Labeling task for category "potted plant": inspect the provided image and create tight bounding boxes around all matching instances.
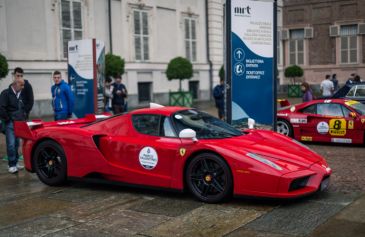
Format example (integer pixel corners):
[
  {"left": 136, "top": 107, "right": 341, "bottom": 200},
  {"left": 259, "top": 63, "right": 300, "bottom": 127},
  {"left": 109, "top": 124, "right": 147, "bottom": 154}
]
[
  {"left": 105, "top": 53, "right": 125, "bottom": 78},
  {"left": 284, "top": 65, "right": 303, "bottom": 97},
  {"left": 0, "top": 53, "right": 9, "bottom": 80},
  {"left": 166, "top": 57, "right": 193, "bottom": 106}
]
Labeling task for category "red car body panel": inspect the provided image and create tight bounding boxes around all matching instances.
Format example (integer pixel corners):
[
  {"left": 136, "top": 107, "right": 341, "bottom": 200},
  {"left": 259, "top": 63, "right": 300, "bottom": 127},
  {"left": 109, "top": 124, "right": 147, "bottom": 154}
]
[
  {"left": 15, "top": 106, "right": 331, "bottom": 199},
  {"left": 278, "top": 99, "right": 365, "bottom": 144}
]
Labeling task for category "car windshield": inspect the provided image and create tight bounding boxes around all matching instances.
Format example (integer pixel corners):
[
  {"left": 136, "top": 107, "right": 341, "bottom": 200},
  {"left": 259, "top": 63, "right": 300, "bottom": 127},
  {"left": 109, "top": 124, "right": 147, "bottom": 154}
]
[
  {"left": 172, "top": 109, "right": 243, "bottom": 139},
  {"left": 346, "top": 101, "right": 365, "bottom": 115}
]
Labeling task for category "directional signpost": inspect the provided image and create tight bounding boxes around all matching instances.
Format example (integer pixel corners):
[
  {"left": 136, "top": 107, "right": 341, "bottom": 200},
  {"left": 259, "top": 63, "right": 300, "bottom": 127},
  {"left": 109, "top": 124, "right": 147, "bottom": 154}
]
[{"left": 226, "top": 0, "right": 277, "bottom": 128}]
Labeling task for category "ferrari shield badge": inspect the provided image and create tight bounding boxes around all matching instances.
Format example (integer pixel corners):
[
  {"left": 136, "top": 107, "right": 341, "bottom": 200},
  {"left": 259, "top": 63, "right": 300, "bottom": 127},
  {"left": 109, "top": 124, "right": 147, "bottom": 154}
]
[{"left": 179, "top": 148, "right": 186, "bottom": 157}]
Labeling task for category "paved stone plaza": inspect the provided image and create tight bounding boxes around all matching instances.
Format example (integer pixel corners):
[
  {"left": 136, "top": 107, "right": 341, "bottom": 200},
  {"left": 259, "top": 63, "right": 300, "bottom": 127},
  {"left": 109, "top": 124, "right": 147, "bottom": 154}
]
[{"left": 0, "top": 102, "right": 364, "bottom": 237}]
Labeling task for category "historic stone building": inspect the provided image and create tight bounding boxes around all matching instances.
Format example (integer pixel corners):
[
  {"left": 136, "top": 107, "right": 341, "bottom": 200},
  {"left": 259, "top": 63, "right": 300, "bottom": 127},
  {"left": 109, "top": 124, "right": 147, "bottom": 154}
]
[
  {"left": 0, "top": 0, "right": 225, "bottom": 116},
  {"left": 281, "top": 0, "right": 365, "bottom": 87}
]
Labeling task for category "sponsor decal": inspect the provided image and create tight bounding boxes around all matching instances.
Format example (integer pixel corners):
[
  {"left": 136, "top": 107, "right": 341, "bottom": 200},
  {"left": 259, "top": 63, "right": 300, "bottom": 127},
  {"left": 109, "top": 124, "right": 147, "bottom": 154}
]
[
  {"left": 331, "top": 138, "right": 352, "bottom": 143},
  {"left": 324, "top": 100, "right": 332, "bottom": 103},
  {"left": 317, "top": 121, "right": 329, "bottom": 134},
  {"left": 329, "top": 119, "right": 346, "bottom": 136},
  {"left": 277, "top": 113, "right": 288, "bottom": 117},
  {"left": 361, "top": 118, "right": 365, "bottom": 124},
  {"left": 301, "top": 136, "right": 312, "bottom": 141},
  {"left": 290, "top": 106, "right": 296, "bottom": 112},
  {"left": 179, "top": 148, "right": 186, "bottom": 157},
  {"left": 290, "top": 118, "right": 307, "bottom": 124},
  {"left": 348, "top": 120, "right": 354, "bottom": 129},
  {"left": 139, "top": 147, "right": 158, "bottom": 170}
]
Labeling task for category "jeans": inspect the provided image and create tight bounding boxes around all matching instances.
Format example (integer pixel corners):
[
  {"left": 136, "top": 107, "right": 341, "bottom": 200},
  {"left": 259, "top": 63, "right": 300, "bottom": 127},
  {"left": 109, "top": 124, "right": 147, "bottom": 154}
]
[{"left": 5, "top": 121, "right": 19, "bottom": 167}]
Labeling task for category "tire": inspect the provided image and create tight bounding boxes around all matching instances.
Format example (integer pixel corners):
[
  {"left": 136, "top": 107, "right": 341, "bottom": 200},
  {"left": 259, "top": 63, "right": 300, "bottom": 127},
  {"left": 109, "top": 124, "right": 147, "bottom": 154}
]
[
  {"left": 33, "top": 140, "right": 67, "bottom": 186},
  {"left": 277, "top": 119, "right": 294, "bottom": 137},
  {"left": 185, "top": 153, "right": 232, "bottom": 203}
]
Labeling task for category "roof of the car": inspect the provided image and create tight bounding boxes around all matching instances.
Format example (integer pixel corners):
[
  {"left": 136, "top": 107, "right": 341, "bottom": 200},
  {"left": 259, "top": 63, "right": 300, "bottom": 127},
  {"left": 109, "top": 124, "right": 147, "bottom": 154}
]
[{"left": 130, "top": 106, "right": 189, "bottom": 116}]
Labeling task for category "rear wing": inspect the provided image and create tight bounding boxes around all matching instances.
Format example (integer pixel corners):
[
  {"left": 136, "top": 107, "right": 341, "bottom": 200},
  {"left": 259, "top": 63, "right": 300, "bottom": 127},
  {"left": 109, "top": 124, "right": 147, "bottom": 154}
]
[
  {"left": 14, "top": 114, "right": 111, "bottom": 141},
  {"left": 277, "top": 99, "right": 290, "bottom": 107}
]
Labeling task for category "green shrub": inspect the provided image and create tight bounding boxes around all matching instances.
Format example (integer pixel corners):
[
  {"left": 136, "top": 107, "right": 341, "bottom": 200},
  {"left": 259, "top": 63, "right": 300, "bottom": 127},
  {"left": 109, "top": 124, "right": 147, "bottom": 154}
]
[
  {"left": 284, "top": 65, "right": 303, "bottom": 85},
  {"left": 0, "top": 53, "right": 9, "bottom": 79},
  {"left": 219, "top": 65, "right": 224, "bottom": 81},
  {"left": 166, "top": 57, "right": 193, "bottom": 91},
  {"left": 105, "top": 53, "right": 125, "bottom": 78}
]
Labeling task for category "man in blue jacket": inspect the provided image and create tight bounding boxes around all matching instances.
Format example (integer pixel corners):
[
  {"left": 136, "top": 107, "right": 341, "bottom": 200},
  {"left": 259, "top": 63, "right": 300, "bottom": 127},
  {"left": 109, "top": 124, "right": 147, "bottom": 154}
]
[{"left": 51, "top": 71, "right": 74, "bottom": 121}]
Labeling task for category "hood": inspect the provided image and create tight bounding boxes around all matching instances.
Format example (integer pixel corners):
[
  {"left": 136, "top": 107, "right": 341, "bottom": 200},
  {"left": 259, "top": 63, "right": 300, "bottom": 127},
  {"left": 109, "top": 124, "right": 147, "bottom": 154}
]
[{"left": 214, "top": 130, "right": 323, "bottom": 169}]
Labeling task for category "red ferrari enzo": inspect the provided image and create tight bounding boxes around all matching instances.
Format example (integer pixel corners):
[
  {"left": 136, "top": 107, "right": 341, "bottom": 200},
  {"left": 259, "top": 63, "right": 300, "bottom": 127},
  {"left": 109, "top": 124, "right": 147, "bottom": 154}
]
[
  {"left": 277, "top": 99, "right": 365, "bottom": 144},
  {"left": 15, "top": 106, "right": 331, "bottom": 203}
]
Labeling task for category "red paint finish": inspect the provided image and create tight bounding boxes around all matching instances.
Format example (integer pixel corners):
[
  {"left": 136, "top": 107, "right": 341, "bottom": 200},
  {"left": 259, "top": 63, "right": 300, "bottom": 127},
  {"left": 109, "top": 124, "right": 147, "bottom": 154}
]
[
  {"left": 277, "top": 99, "right": 365, "bottom": 144},
  {"left": 15, "top": 106, "right": 332, "bottom": 199}
]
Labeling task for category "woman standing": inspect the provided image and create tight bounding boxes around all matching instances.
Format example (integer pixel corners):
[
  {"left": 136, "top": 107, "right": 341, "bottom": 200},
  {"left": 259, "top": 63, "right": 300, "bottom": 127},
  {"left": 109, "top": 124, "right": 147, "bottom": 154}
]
[{"left": 301, "top": 82, "right": 314, "bottom": 102}]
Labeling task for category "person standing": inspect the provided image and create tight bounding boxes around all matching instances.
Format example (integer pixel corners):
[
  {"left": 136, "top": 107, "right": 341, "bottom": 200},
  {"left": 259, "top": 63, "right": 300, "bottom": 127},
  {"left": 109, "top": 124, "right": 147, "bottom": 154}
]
[
  {"left": 301, "top": 82, "right": 314, "bottom": 102},
  {"left": 0, "top": 78, "right": 26, "bottom": 173},
  {"left": 111, "top": 75, "right": 127, "bottom": 114},
  {"left": 51, "top": 71, "right": 74, "bottom": 121},
  {"left": 103, "top": 77, "right": 113, "bottom": 112},
  {"left": 330, "top": 74, "right": 339, "bottom": 92},
  {"left": 320, "top": 74, "right": 334, "bottom": 98},
  {"left": 213, "top": 78, "right": 225, "bottom": 120},
  {"left": 13, "top": 67, "right": 33, "bottom": 119}
]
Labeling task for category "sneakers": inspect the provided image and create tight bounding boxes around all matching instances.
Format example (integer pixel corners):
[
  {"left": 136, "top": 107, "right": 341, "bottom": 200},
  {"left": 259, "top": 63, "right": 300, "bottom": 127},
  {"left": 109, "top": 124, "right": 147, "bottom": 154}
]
[
  {"left": 8, "top": 166, "right": 18, "bottom": 174},
  {"left": 16, "top": 164, "right": 24, "bottom": 170}
]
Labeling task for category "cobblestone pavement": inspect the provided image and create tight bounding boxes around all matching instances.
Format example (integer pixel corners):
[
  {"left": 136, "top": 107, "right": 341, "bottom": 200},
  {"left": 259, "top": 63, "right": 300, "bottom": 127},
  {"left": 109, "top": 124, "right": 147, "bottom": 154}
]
[{"left": 0, "top": 100, "right": 364, "bottom": 237}]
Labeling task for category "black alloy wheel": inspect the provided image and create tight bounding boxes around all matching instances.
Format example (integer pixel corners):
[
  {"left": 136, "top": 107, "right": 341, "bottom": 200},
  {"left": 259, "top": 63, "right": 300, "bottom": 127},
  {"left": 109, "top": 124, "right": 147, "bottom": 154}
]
[
  {"left": 186, "top": 153, "right": 232, "bottom": 203},
  {"left": 33, "top": 140, "right": 67, "bottom": 186}
]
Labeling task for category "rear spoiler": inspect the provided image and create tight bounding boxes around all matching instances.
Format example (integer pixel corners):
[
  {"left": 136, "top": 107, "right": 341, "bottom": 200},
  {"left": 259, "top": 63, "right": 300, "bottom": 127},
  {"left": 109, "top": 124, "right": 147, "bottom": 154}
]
[
  {"left": 14, "top": 114, "right": 111, "bottom": 141},
  {"left": 277, "top": 99, "right": 290, "bottom": 107}
]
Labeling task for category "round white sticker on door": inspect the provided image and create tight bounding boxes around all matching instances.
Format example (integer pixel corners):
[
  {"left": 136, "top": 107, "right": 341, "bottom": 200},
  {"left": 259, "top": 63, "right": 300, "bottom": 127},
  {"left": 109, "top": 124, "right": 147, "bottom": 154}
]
[
  {"left": 139, "top": 147, "right": 158, "bottom": 170},
  {"left": 317, "top": 121, "right": 329, "bottom": 134}
]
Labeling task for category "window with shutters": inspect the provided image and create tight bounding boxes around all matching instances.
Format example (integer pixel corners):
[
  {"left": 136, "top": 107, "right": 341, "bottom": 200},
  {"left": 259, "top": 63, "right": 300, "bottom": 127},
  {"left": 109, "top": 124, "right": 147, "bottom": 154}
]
[
  {"left": 134, "top": 10, "right": 149, "bottom": 61},
  {"left": 289, "top": 29, "right": 304, "bottom": 65},
  {"left": 61, "top": 0, "right": 83, "bottom": 58},
  {"left": 340, "top": 25, "right": 358, "bottom": 64},
  {"left": 184, "top": 17, "right": 197, "bottom": 62}
]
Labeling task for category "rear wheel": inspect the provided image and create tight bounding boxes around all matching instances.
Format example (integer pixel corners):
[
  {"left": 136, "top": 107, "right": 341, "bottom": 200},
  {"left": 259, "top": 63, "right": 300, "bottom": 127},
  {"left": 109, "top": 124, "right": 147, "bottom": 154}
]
[
  {"left": 33, "top": 140, "right": 67, "bottom": 186},
  {"left": 277, "top": 119, "right": 293, "bottom": 137},
  {"left": 185, "top": 153, "right": 232, "bottom": 203}
]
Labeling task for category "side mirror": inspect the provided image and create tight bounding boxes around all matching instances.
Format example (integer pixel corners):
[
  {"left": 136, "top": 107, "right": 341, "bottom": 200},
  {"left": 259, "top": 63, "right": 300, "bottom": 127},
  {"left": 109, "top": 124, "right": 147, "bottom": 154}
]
[
  {"left": 179, "top": 129, "right": 198, "bottom": 142},
  {"left": 349, "top": 112, "right": 357, "bottom": 118}
]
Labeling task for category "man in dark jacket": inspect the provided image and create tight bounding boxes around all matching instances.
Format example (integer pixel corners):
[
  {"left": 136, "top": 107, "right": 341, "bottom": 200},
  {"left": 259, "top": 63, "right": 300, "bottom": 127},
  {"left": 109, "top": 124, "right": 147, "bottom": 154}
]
[
  {"left": 111, "top": 75, "right": 128, "bottom": 114},
  {"left": 13, "top": 67, "right": 33, "bottom": 119},
  {"left": 213, "top": 78, "right": 225, "bottom": 120},
  {"left": 51, "top": 71, "right": 74, "bottom": 120},
  {"left": 0, "top": 78, "right": 26, "bottom": 173}
]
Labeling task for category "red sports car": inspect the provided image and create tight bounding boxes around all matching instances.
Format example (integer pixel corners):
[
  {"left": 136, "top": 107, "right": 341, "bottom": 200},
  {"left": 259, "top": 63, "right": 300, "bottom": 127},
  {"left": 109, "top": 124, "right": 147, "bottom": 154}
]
[
  {"left": 15, "top": 106, "right": 331, "bottom": 203},
  {"left": 277, "top": 99, "right": 365, "bottom": 144}
]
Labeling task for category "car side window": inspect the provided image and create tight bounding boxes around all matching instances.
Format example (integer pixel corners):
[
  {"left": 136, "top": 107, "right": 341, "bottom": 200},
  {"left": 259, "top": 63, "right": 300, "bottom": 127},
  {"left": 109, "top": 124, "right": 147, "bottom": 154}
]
[
  {"left": 132, "top": 114, "right": 161, "bottom": 136},
  {"left": 317, "top": 104, "right": 343, "bottom": 117},
  {"left": 355, "top": 86, "right": 365, "bottom": 97},
  {"left": 346, "top": 87, "right": 356, "bottom": 97},
  {"left": 301, "top": 105, "right": 316, "bottom": 114},
  {"left": 161, "top": 116, "right": 177, "bottom": 137},
  {"left": 341, "top": 106, "right": 352, "bottom": 117}
]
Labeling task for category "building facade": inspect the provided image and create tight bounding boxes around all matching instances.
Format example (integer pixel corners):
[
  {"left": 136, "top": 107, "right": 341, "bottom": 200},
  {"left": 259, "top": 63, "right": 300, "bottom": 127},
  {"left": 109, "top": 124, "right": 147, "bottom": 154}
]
[
  {"left": 281, "top": 0, "right": 365, "bottom": 87},
  {"left": 0, "top": 0, "right": 225, "bottom": 117}
]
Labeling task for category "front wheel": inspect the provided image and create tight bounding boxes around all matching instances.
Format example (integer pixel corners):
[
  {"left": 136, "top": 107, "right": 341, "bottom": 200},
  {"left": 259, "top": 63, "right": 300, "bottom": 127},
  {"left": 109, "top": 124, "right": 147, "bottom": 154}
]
[
  {"left": 33, "top": 140, "right": 67, "bottom": 186},
  {"left": 277, "top": 119, "right": 293, "bottom": 137},
  {"left": 185, "top": 153, "right": 232, "bottom": 203}
]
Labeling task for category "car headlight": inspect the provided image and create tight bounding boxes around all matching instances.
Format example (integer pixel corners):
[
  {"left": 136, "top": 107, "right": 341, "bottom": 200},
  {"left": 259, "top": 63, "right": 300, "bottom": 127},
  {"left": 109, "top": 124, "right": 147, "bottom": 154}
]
[{"left": 247, "top": 152, "right": 283, "bottom": 171}]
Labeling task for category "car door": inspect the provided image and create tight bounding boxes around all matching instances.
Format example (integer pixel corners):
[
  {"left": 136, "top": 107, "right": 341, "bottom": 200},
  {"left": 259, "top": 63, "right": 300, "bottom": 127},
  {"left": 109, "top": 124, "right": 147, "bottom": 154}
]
[
  {"left": 122, "top": 114, "right": 182, "bottom": 188},
  {"left": 303, "top": 103, "right": 355, "bottom": 143},
  {"left": 98, "top": 114, "right": 182, "bottom": 188}
]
